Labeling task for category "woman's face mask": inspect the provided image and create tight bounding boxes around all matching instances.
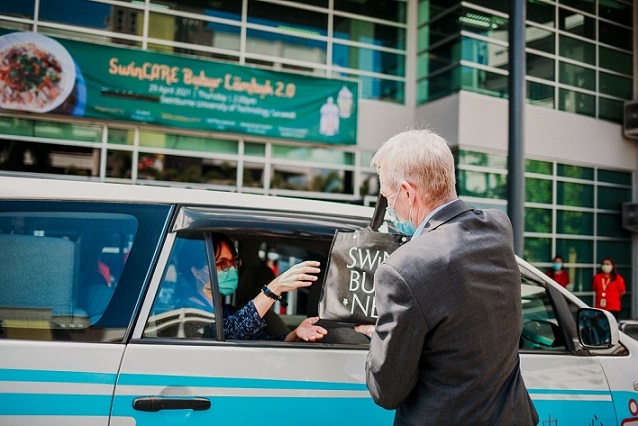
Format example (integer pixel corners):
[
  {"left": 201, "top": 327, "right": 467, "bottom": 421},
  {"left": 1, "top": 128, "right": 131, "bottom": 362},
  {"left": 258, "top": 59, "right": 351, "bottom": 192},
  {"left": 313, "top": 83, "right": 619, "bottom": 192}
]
[
  {"left": 217, "top": 267, "right": 239, "bottom": 296},
  {"left": 601, "top": 264, "right": 613, "bottom": 274}
]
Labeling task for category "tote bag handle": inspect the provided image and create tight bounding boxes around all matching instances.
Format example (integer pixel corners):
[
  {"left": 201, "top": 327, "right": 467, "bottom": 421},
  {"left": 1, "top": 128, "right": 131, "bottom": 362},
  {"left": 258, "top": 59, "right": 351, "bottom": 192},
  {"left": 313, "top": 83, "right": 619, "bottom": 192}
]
[{"left": 369, "top": 193, "right": 388, "bottom": 231}]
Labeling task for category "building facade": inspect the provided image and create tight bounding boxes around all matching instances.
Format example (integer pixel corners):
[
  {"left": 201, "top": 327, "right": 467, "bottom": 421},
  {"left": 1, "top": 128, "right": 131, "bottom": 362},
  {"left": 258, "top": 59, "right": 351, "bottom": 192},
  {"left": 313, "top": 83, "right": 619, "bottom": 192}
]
[{"left": 0, "top": 0, "right": 636, "bottom": 317}]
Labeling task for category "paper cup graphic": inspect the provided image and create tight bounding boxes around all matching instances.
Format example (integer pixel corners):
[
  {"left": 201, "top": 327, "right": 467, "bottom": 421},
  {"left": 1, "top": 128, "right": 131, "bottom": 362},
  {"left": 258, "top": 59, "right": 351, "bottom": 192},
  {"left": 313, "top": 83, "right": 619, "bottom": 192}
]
[
  {"left": 337, "top": 85, "right": 353, "bottom": 119},
  {"left": 0, "top": 32, "right": 76, "bottom": 113}
]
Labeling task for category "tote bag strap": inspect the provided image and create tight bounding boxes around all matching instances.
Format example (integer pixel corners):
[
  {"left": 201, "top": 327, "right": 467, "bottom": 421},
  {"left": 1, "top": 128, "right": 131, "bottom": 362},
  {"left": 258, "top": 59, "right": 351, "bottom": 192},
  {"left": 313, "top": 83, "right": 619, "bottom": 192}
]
[{"left": 369, "top": 193, "right": 388, "bottom": 231}]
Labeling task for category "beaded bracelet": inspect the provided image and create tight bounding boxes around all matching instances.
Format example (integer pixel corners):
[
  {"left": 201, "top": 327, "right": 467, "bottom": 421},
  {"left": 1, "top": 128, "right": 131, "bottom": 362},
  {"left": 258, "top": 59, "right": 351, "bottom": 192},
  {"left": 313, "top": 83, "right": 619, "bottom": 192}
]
[{"left": 261, "top": 285, "right": 288, "bottom": 307}]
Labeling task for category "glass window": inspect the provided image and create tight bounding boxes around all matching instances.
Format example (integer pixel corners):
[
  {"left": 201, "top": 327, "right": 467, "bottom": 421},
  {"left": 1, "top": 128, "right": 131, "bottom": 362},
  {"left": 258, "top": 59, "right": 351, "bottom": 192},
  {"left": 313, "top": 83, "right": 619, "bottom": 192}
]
[
  {"left": 420, "top": 66, "right": 461, "bottom": 101},
  {"left": 525, "top": 207, "right": 552, "bottom": 233},
  {"left": 598, "top": 98, "right": 624, "bottom": 123},
  {"left": 39, "top": 0, "right": 116, "bottom": 32},
  {"left": 137, "top": 153, "right": 238, "bottom": 187},
  {"left": 557, "top": 181, "right": 594, "bottom": 207},
  {"left": 246, "top": 28, "right": 327, "bottom": 64},
  {"left": 426, "top": 9, "right": 461, "bottom": 45},
  {"left": 334, "top": 0, "right": 407, "bottom": 23},
  {"left": 526, "top": 177, "right": 552, "bottom": 204},
  {"left": 247, "top": 2, "right": 328, "bottom": 37},
  {"left": 597, "top": 186, "right": 631, "bottom": 210},
  {"left": 461, "top": 66, "right": 508, "bottom": 98},
  {"left": 599, "top": 21, "right": 632, "bottom": 51},
  {"left": 597, "top": 241, "right": 631, "bottom": 266},
  {"left": 557, "top": 238, "right": 594, "bottom": 264},
  {"left": 0, "top": 139, "right": 100, "bottom": 177},
  {"left": 526, "top": 159, "right": 552, "bottom": 175},
  {"left": 334, "top": 15, "right": 405, "bottom": 49},
  {"left": 338, "top": 72, "right": 405, "bottom": 103},
  {"left": 139, "top": 131, "right": 238, "bottom": 154},
  {"left": 527, "top": 80, "right": 555, "bottom": 108},
  {"left": 147, "top": 12, "right": 241, "bottom": 51},
  {"left": 459, "top": 7, "right": 508, "bottom": 39},
  {"left": 559, "top": 62, "right": 595, "bottom": 91},
  {"left": 520, "top": 275, "right": 567, "bottom": 351},
  {"left": 558, "top": 8, "right": 595, "bottom": 39},
  {"left": 559, "top": 0, "right": 594, "bottom": 14},
  {"left": 461, "top": 37, "right": 508, "bottom": 72},
  {"left": 0, "top": 200, "right": 170, "bottom": 342},
  {"left": 0, "top": 117, "right": 36, "bottom": 137},
  {"left": 597, "top": 212, "right": 629, "bottom": 238},
  {"left": 333, "top": 44, "right": 405, "bottom": 77},
  {"left": 599, "top": 47, "right": 632, "bottom": 75},
  {"left": 526, "top": 26, "right": 555, "bottom": 53},
  {"left": 527, "top": 1, "right": 555, "bottom": 27},
  {"left": 599, "top": 0, "right": 632, "bottom": 27},
  {"left": 272, "top": 146, "right": 354, "bottom": 166},
  {"left": 271, "top": 166, "right": 349, "bottom": 194},
  {"left": 599, "top": 72, "right": 632, "bottom": 99},
  {"left": 467, "top": 0, "right": 507, "bottom": 14},
  {"left": 0, "top": 3, "right": 35, "bottom": 18},
  {"left": 108, "top": 128, "right": 134, "bottom": 146},
  {"left": 144, "top": 234, "right": 216, "bottom": 339},
  {"left": 598, "top": 169, "right": 631, "bottom": 185},
  {"left": 244, "top": 142, "right": 266, "bottom": 157},
  {"left": 559, "top": 88, "right": 595, "bottom": 117},
  {"left": 524, "top": 237, "right": 551, "bottom": 262},
  {"left": 457, "top": 170, "right": 507, "bottom": 199},
  {"left": 557, "top": 164, "right": 594, "bottom": 179},
  {"left": 557, "top": 210, "right": 593, "bottom": 235},
  {"left": 527, "top": 52, "right": 554, "bottom": 80},
  {"left": 559, "top": 35, "right": 595, "bottom": 65},
  {"left": 31, "top": 122, "right": 102, "bottom": 142},
  {"left": 243, "top": 161, "right": 264, "bottom": 188},
  {"left": 106, "top": 150, "right": 132, "bottom": 179},
  {"left": 426, "top": 38, "right": 461, "bottom": 74},
  {"left": 457, "top": 150, "right": 507, "bottom": 168}
]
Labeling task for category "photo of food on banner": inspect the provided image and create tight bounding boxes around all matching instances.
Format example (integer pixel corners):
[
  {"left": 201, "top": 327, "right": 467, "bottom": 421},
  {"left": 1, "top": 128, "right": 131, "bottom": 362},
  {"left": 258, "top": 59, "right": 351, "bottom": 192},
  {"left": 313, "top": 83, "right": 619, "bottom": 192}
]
[{"left": 316, "top": 194, "right": 410, "bottom": 329}]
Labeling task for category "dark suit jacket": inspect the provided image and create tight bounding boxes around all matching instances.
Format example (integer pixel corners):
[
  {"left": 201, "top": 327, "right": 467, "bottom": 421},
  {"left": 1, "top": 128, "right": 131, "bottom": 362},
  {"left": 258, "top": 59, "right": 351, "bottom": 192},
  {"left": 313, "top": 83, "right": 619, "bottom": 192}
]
[{"left": 365, "top": 199, "right": 538, "bottom": 425}]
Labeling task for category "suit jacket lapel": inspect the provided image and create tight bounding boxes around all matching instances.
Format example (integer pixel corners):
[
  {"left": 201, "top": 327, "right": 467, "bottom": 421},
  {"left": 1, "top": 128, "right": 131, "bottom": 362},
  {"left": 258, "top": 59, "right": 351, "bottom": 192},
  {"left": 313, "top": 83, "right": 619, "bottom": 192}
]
[{"left": 423, "top": 199, "right": 473, "bottom": 233}]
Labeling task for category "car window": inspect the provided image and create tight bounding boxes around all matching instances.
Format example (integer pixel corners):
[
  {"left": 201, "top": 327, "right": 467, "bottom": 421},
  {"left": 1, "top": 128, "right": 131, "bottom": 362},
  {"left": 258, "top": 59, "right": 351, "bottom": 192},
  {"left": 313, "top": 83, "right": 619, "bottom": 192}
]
[
  {"left": 0, "top": 201, "right": 171, "bottom": 343},
  {"left": 520, "top": 274, "right": 567, "bottom": 351},
  {"left": 144, "top": 233, "right": 217, "bottom": 339},
  {"left": 144, "top": 228, "right": 369, "bottom": 345}
]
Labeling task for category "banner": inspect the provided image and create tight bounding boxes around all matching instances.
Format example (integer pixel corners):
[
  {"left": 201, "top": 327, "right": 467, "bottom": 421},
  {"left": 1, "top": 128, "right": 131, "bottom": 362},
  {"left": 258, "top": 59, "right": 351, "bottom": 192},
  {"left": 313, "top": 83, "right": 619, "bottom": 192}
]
[{"left": 0, "top": 31, "right": 358, "bottom": 145}]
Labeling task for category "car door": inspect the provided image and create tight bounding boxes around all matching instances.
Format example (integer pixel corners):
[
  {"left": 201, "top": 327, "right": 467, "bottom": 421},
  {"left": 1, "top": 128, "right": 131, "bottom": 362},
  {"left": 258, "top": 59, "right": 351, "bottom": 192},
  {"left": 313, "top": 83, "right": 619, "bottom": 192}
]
[
  {"left": 0, "top": 200, "right": 171, "bottom": 424},
  {"left": 517, "top": 264, "right": 618, "bottom": 425},
  {"left": 111, "top": 208, "right": 394, "bottom": 425}
]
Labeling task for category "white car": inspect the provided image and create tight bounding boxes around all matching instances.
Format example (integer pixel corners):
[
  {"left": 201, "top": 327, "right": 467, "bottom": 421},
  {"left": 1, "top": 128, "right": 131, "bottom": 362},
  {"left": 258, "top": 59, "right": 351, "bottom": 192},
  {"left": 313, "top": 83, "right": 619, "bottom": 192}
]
[{"left": 1, "top": 176, "right": 638, "bottom": 425}]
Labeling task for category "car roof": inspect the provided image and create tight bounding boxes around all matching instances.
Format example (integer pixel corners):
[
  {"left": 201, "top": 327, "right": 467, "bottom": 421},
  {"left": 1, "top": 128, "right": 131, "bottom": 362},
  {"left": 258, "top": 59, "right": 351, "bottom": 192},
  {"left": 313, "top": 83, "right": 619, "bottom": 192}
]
[{"left": 0, "top": 176, "right": 375, "bottom": 220}]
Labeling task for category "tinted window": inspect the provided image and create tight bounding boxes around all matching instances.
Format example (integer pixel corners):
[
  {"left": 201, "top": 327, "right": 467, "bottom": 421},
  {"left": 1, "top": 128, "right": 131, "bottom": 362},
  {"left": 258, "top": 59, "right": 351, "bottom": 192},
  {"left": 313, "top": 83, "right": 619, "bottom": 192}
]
[
  {"left": 520, "top": 274, "right": 566, "bottom": 351},
  {"left": 0, "top": 201, "right": 172, "bottom": 342}
]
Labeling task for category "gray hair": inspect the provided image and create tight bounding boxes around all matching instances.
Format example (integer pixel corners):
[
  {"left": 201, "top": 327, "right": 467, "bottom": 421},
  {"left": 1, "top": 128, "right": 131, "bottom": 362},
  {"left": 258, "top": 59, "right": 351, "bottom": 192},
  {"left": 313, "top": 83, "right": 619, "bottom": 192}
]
[{"left": 371, "top": 128, "right": 457, "bottom": 205}]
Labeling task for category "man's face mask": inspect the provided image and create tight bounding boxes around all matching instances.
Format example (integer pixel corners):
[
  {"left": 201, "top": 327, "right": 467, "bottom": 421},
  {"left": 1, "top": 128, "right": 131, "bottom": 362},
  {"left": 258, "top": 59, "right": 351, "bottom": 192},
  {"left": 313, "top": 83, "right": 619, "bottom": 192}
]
[{"left": 387, "top": 190, "right": 416, "bottom": 236}]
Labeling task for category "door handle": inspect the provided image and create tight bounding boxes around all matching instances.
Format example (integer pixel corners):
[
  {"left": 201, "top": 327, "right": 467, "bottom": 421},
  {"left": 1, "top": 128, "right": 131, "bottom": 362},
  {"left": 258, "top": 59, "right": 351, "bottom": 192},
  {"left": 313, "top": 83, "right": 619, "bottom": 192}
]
[{"left": 133, "top": 396, "right": 211, "bottom": 412}]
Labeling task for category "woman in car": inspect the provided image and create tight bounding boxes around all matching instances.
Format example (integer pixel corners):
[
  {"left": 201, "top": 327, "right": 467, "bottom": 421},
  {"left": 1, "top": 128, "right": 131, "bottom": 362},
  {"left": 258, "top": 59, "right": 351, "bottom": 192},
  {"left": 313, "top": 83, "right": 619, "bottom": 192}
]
[{"left": 176, "top": 233, "right": 328, "bottom": 342}]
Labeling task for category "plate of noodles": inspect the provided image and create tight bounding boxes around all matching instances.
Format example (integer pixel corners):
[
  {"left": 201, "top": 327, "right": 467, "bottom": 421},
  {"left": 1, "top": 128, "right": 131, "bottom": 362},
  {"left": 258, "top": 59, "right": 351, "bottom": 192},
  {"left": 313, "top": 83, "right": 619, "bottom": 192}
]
[{"left": 0, "top": 32, "right": 76, "bottom": 113}]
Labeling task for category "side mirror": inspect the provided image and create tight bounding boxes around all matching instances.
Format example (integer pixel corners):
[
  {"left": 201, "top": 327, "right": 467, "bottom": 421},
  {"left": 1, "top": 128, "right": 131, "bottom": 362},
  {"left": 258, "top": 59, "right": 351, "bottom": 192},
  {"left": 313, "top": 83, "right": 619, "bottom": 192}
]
[{"left": 577, "top": 308, "right": 619, "bottom": 349}]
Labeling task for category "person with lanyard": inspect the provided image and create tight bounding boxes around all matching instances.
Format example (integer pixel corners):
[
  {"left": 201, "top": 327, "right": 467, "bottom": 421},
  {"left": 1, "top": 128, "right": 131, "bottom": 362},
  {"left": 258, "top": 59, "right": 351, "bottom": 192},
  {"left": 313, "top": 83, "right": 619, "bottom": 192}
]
[{"left": 592, "top": 257, "right": 626, "bottom": 320}]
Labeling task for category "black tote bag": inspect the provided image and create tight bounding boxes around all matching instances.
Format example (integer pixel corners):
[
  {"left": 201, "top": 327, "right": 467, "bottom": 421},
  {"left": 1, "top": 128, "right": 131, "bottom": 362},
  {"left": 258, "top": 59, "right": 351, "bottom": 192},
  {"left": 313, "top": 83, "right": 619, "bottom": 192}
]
[{"left": 317, "top": 195, "right": 409, "bottom": 325}]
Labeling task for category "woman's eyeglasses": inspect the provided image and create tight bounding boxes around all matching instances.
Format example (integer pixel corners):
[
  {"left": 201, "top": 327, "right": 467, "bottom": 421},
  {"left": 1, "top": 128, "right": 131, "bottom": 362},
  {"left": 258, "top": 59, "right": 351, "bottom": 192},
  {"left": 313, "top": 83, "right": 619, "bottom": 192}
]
[{"left": 216, "top": 257, "right": 241, "bottom": 272}]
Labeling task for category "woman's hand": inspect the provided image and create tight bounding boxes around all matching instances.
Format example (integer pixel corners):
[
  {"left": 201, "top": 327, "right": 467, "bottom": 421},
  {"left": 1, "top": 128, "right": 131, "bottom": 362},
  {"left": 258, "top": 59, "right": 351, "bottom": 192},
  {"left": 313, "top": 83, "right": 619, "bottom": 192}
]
[
  {"left": 285, "top": 317, "right": 327, "bottom": 342},
  {"left": 267, "top": 260, "right": 320, "bottom": 295},
  {"left": 354, "top": 324, "right": 375, "bottom": 338}
]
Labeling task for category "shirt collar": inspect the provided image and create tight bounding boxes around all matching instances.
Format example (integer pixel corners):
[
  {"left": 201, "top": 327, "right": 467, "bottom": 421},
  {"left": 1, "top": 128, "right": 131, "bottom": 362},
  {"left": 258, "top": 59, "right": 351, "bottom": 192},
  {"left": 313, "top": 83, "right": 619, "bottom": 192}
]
[{"left": 413, "top": 199, "right": 459, "bottom": 237}]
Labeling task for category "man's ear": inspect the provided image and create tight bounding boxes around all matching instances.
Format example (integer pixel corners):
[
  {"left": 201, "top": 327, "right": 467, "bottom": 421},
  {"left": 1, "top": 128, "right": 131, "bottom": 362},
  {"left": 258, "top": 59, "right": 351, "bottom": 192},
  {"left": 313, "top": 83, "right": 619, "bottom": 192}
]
[{"left": 400, "top": 180, "right": 416, "bottom": 203}]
